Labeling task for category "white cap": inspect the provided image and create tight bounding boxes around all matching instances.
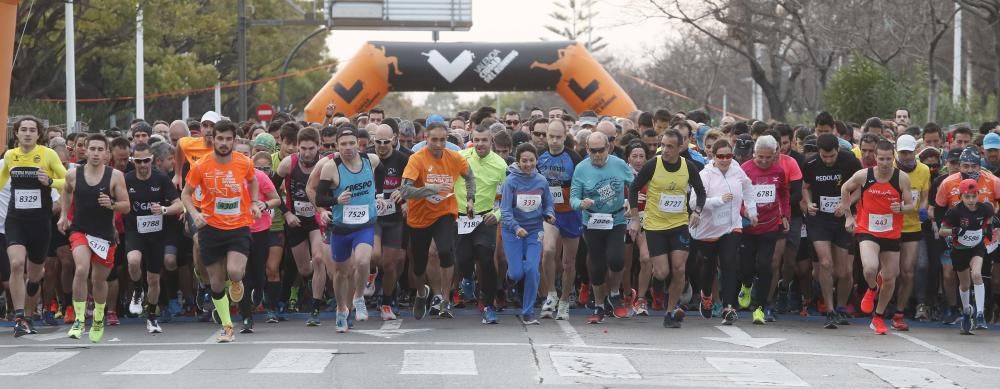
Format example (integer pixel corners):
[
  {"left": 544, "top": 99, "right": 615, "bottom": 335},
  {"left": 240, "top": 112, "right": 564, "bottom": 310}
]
[
  {"left": 200, "top": 111, "right": 221, "bottom": 124},
  {"left": 896, "top": 134, "right": 916, "bottom": 152}
]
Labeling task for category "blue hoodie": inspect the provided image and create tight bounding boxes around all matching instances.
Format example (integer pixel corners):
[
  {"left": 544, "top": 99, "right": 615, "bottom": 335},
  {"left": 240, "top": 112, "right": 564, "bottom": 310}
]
[{"left": 500, "top": 162, "right": 554, "bottom": 234}]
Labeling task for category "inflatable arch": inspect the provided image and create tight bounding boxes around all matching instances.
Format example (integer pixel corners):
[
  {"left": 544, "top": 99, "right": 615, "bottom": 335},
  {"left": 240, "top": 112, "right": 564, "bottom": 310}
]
[{"left": 305, "top": 41, "right": 637, "bottom": 122}]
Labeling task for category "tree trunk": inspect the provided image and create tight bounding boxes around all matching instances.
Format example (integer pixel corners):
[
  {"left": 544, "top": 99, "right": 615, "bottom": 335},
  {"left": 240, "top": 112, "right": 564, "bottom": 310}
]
[{"left": 928, "top": 74, "right": 938, "bottom": 123}]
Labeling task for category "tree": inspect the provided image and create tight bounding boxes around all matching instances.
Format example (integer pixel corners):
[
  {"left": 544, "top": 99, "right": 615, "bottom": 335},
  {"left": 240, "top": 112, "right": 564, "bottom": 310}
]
[
  {"left": 543, "top": 0, "right": 607, "bottom": 53},
  {"left": 11, "top": 0, "right": 333, "bottom": 127},
  {"left": 823, "top": 54, "right": 918, "bottom": 123},
  {"left": 958, "top": 0, "right": 1000, "bottom": 120}
]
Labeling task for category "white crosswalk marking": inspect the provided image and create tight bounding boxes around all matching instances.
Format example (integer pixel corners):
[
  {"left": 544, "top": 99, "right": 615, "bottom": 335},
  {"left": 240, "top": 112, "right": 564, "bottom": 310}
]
[
  {"left": 550, "top": 352, "right": 640, "bottom": 379},
  {"left": 104, "top": 350, "right": 204, "bottom": 375},
  {"left": 859, "top": 363, "right": 963, "bottom": 389},
  {"left": 706, "top": 357, "right": 809, "bottom": 387},
  {"left": 400, "top": 350, "right": 477, "bottom": 375},
  {"left": 251, "top": 348, "right": 337, "bottom": 374},
  {"left": 0, "top": 351, "right": 79, "bottom": 376}
]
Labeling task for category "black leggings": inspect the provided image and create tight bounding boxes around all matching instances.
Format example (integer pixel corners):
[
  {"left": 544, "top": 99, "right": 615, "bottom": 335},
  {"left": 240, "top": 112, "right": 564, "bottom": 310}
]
[
  {"left": 583, "top": 225, "right": 626, "bottom": 287},
  {"left": 456, "top": 223, "right": 497, "bottom": 305},
  {"left": 241, "top": 230, "right": 269, "bottom": 317},
  {"left": 697, "top": 233, "right": 741, "bottom": 307},
  {"left": 409, "top": 216, "right": 457, "bottom": 276},
  {"left": 741, "top": 231, "right": 779, "bottom": 308}
]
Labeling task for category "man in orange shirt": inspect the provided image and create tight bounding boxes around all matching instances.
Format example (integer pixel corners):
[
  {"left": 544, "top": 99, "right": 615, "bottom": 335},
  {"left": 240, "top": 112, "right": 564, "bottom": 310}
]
[
  {"left": 181, "top": 120, "right": 262, "bottom": 343},
  {"left": 398, "top": 122, "right": 476, "bottom": 320}
]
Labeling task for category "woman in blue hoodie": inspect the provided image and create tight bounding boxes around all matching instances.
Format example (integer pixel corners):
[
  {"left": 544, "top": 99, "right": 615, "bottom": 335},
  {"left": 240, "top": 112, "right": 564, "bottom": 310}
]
[{"left": 500, "top": 143, "right": 555, "bottom": 325}]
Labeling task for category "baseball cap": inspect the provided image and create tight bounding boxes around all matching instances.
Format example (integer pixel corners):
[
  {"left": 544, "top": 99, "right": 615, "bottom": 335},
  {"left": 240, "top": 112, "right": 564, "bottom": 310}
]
[
  {"left": 578, "top": 116, "right": 598, "bottom": 127},
  {"left": 426, "top": 114, "right": 446, "bottom": 125},
  {"left": 960, "top": 178, "right": 978, "bottom": 194},
  {"left": 252, "top": 133, "right": 277, "bottom": 152},
  {"left": 734, "top": 134, "right": 754, "bottom": 155},
  {"left": 895, "top": 134, "right": 917, "bottom": 152},
  {"left": 337, "top": 127, "right": 358, "bottom": 140},
  {"left": 985, "top": 133, "right": 1000, "bottom": 150},
  {"left": 960, "top": 146, "right": 981, "bottom": 164},
  {"left": 200, "top": 111, "right": 221, "bottom": 124},
  {"left": 946, "top": 147, "right": 964, "bottom": 162}
]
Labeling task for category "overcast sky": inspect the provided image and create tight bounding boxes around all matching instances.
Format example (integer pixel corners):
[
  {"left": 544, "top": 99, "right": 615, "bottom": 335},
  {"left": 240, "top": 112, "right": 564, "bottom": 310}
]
[{"left": 321, "top": 0, "right": 671, "bottom": 102}]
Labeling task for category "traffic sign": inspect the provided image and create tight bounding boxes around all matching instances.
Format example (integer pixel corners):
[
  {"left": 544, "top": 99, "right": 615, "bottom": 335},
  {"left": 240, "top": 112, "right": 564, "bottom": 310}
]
[{"left": 256, "top": 104, "right": 274, "bottom": 122}]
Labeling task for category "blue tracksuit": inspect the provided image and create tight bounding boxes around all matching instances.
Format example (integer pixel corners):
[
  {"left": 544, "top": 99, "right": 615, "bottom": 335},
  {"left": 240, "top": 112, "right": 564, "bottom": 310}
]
[{"left": 500, "top": 163, "right": 554, "bottom": 316}]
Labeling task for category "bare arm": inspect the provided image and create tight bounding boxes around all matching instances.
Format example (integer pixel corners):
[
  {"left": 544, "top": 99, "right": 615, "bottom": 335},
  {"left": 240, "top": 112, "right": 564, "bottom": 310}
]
[
  {"left": 111, "top": 171, "right": 131, "bottom": 214},
  {"left": 306, "top": 157, "right": 331, "bottom": 206}
]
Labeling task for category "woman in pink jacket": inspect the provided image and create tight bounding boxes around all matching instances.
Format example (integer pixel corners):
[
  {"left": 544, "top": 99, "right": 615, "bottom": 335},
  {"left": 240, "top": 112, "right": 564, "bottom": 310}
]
[{"left": 689, "top": 139, "right": 757, "bottom": 325}]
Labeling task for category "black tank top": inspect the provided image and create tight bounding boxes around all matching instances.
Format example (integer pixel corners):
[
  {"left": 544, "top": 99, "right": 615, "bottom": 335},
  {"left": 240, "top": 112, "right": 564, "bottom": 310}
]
[
  {"left": 284, "top": 154, "right": 317, "bottom": 226},
  {"left": 8, "top": 166, "right": 52, "bottom": 219},
  {"left": 70, "top": 166, "right": 117, "bottom": 241}
]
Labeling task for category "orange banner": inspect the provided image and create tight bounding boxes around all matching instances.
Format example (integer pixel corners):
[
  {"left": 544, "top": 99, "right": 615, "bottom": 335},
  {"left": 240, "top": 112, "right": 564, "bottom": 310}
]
[{"left": 0, "top": 0, "right": 18, "bottom": 147}]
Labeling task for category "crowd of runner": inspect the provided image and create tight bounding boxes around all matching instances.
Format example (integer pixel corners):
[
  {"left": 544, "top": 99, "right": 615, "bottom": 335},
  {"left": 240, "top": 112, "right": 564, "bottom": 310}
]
[{"left": 2, "top": 104, "right": 999, "bottom": 343}]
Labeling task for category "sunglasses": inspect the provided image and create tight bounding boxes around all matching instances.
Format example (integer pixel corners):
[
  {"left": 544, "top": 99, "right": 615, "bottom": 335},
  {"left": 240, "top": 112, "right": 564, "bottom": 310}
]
[
  {"left": 373, "top": 139, "right": 393, "bottom": 146},
  {"left": 588, "top": 147, "right": 607, "bottom": 154},
  {"left": 131, "top": 156, "right": 153, "bottom": 164},
  {"left": 714, "top": 153, "right": 734, "bottom": 160},
  {"left": 532, "top": 132, "right": 546, "bottom": 137},
  {"left": 506, "top": 120, "right": 520, "bottom": 126},
  {"left": 323, "top": 143, "right": 336, "bottom": 149}
]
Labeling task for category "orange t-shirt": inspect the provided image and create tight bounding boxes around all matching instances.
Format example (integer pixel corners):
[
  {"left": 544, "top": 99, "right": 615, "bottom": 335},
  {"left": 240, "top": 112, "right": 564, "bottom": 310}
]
[
  {"left": 186, "top": 153, "right": 256, "bottom": 230},
  {"left": 178, "top": 137, "right": 214, "bottom": 166},
  {"left": 402, "top": 147, "right": 469, "bottom": 229},
  {"left": 935, "top": 171, "right": 1000, "bottom": 209}
]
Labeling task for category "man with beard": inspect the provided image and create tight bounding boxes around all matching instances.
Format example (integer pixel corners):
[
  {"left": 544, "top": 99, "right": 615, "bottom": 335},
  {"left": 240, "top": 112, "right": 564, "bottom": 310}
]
[
  {"left": 181, "top": 120, "right": 261, "bottom": 343},
  {"left": 277, "top": 126, "right": 329, "bottom": 326},
  {"left": 891, "top": 135, "right": 930, "bottom": 331},
  {"left": 370, "top": 124, "right": 409, "bottom": 320}
]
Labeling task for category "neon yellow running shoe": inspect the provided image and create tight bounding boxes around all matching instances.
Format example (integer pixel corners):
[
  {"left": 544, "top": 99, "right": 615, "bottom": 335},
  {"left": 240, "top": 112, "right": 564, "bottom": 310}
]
[
  {"left": 752, "top": 307, "right": 765, "bottom": 325},
  {"left": 738, "top": 285, "right": 752, "bottom": 309},
  {"left": 67, "top": 321, "right": 84, "bottom": 339},
  {"left": 89, "top": 320, "right": 105, "bottom": 343}
]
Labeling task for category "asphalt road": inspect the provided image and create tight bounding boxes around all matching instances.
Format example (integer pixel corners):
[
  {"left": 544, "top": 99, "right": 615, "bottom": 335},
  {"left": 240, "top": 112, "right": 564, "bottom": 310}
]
[{"left": 0, "top": 308, "right": 997, "bottom": 388}]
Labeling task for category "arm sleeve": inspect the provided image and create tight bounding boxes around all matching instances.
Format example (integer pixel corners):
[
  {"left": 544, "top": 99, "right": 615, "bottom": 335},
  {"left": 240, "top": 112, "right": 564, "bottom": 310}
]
[
  {"left": 373, "top": 158, "right": 385, "bottom": 194},
  {"left": 687, "top": 160, "right": 706, "bottom": 210},
  {"left": 629, "top": 159, "right": 656, "bottom": 209},
  {"left": 48, "top": 149, "right": 68, "bottom": 190},
  {"left": 315, "top": 179, "right": 336, "bottom": 208}
]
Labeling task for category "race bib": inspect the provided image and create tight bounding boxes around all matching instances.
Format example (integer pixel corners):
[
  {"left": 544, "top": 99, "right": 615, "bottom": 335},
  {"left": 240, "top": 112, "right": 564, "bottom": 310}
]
[
  {"left": 657, "top": 194, "right": 685, "bottom": 213},
  {"left": 801, "top": 223, "right": 808, "bottom": 238},
  {"left": 516, "top": 194, "right": 541, "bottom": 212},
  {"left": 137, "top": 214, "right": 163, "bottom": 234},
  {"left": 377, "top": 199, "right": 397, "bottom": 216},
  {"left": 713, "top": 205, "right": 731, "bottom": 226},
  {"left": 86, "top": 234, "right": 111, "bottom": 260},
  {"left": 426, "top": 193, "right": 452, "bottom": 204},
  {"left": 819, "top": 196, "right": 841, "bottom": 213},
  {"left": 214, "top": 197, "right": 241, "bottom": 216},
  {"left": 457, "top": 215, "right": 483, "bottom": 235},
  {"left": 587, "top": 213, "right": 614, "bottom": 230},
  {"left": 957, "top": 229, "right": 983, "bottom": 247},
  {"left": 987, "top": 236, "right": 999, "bottom": 254},
  {"left": 868, "top": 213, "right": 893, "bottom": 233},
  {"left": 911, "top": 190, "right": 920, "bottom": 205},
  {"left": 549, "top": 186, "right": 565, "bottom": 204},
  {"left": 753, "top": 184, "right": 776, "bottom": 204},
  {"left": 343, "top": 205, "right": 369, "bottom": 224},
  {"left": 13, "top": 189, "right": 41, "bottom": 210},
  {"left": 294, "top": 200, "right": 316, "bottom": 217}
]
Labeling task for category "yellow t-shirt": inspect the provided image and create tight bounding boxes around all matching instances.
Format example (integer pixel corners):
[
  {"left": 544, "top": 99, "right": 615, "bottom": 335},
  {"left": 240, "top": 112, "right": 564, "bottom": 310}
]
[{"left": 902, "top": 161, "right": 930, "bottom": 233}]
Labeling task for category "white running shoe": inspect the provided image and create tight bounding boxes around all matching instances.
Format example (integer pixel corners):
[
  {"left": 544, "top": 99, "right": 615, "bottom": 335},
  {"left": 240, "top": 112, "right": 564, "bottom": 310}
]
[
  {"left": 146, "top": 318, "right": 162, "bottom": 334},
  {"left": 353, "top": 297, "right": 368, "bottom": 322},
  {"left": 555, "top": 300, "right": 570, "bottom": 320},
  {"left": 540, "top": 295, "right": 557, "bottom": 319},
  {"left": 129, "top": 289, "right": 145, "bottom": 315}
]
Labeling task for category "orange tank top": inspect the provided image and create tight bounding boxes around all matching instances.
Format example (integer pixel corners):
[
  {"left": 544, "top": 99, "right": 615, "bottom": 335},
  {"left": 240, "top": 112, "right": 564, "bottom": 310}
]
[{"left": 856, "top": 168, "right": 903, "bottom": 239}]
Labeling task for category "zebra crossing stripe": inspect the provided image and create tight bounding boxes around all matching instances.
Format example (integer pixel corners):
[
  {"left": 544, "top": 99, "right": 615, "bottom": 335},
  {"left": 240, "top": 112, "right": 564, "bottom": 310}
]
[
  {"left": 251, "top": 348, "right": 337, "bottom": 374},
  {"left": 859, "top": 363, "right": 963, "bottom": 389},
  {"left": 0, "top": 351, "right": 79, "bottom": 376},
  {"left": 706, "top": 357, "right": 809, "bottom": 387},
  {"left": 400, "top": 350, "right": 477, "bottom": 375},
  {"left": 104, "top": 350, "right": 204, "bottom": 375},
  {"left": 550, "top": 352, "right": 640, "bottom": 379}
]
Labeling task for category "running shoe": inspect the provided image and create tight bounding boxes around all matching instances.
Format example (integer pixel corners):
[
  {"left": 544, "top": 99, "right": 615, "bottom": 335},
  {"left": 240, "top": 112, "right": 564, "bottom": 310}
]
[
  {"left": 413, "top": 285, "right": 430, "bottom": 320},
  {"left": 555, "top": 300, "right": 570, "bottom": 320},
  {"left": 240, "top": 317, "right": 254, "bottom": 334},
  {"left": 588, "top": 306, "right": 605, "bottom": 324},
  {"left": 624, "top": 289, "right": 637, "bottom": 317},
  {"left": 67, "top": 321, "right": 84, "bottom": 339},
  {"left": 353, "top": 297, "right": 368, "bottom": 322},
  {"left": 106, "top": 311, "right": 120, "bottom": 326},
  {"left": 540, "top": 295, "right": 557, "bottom": 319},
  {"left": 89, "top": 320, "right": 105, "bottom": 343},
  {"left": 381, "top": 304, "right": 397, "bottom": 321},
  {"left": 438, "top": 299, "right": 454, "bottom": 319},
  {"left": 229, "top": 280, "right": 245, "bottom": 303},
  {"left": 24, "top": 319, "right": 37, "bottom": 334},
  {"left": 216, "top": 325, "right": 235, "bottom": 343},
  {"left": 147, "top": 318, "right": 163, "bottom": 334},
  {"left": 721, "top": 306, "right": 737, "bottom": 325},
  {"left": 943, "top": 306, "right": 963, "bottom": 325},
  {"left": 870, "top": 314, "right": 888, "bottom": 335},
  {"left": 816, "top": 297, "right": 829, "bottom": 314},
  {"left": 265, "top": 310, "right": 278, "bottom": 323},
  {"left": 460, "top": 277, "right": 476, "bottom": 305},
  {"left": 914, "top": 303, "right": 929, "bottom": 321},
  {"left": 364, "top": 271, "right": 378, "bottom": 297},
  {"left": 633, "top": 297, "right": 649, "bottom": 316},
  {"left": 764, "top": 307, "right": 776, "bottom": 322},
  {"left": 42, "top": 311, "right": 58, "bottom": 326},
  {"left": 738, "top": 285, "right": 752, "bottom": 309},
  {"left": 960, "top": 305, "right": 974, "bottom": 335},
  {"left": 610, "top": 295, "right": 628, "bottom": 319},
  {"left": 482, "top": 305, "right": 498, "bottom": 324},
  {"left": 451, "top": 289, "right": 465, "bottom": 309},
  {"left": 521, "top": 313, "right": 540, "bottom": 325},
  {"left": 891, "top": 312, "right": 909, "bottom": 331},
  {"left": 672, "top": 307, "right": 686, "bottom": 322},
  {"left": 860, "top": 288, "right": 877, "bottom": 314},
  {"left": 64, "top": 305, "right": 75, "bottom": 325},
  {"left": 824, "top": 311, "right": 838, "bottom": 329},
  {"left": 129, "top": 288, "right": 145, "bottom": 315},
  {"left": 306, "top": 309, "right": 321, "bottom": 326},
  {"left": 774, "top": 282, "right": 788, "bottom": 314},
  {"left": 836, "top": 308, "right": 851, "bottom": 326},
  {"left": 348, "top": 309, "right": 355, "bottom": 329},
  {"left": 699, "top": 295, "right": 713, "bottom": 319},
  {"left": 663, "top": 311, "right": 681, "bottom": 328},
  {"left": 711, "top": 302, "right": 723, "bottom": 318},
  {"left": 975, "top": 312, "right": 988, "bottom": 330},
  {"left": 429, "top": 295, "right": 444, "bottom": 317},
  {"left": 752, "top": 307, "right": 765, "bottom": 325},
  {"left": 335, "top": 311, "right": 349, "bottom": 333},
  {"left": 578, "top": 284, "right": 590, "bottom": 309}
]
